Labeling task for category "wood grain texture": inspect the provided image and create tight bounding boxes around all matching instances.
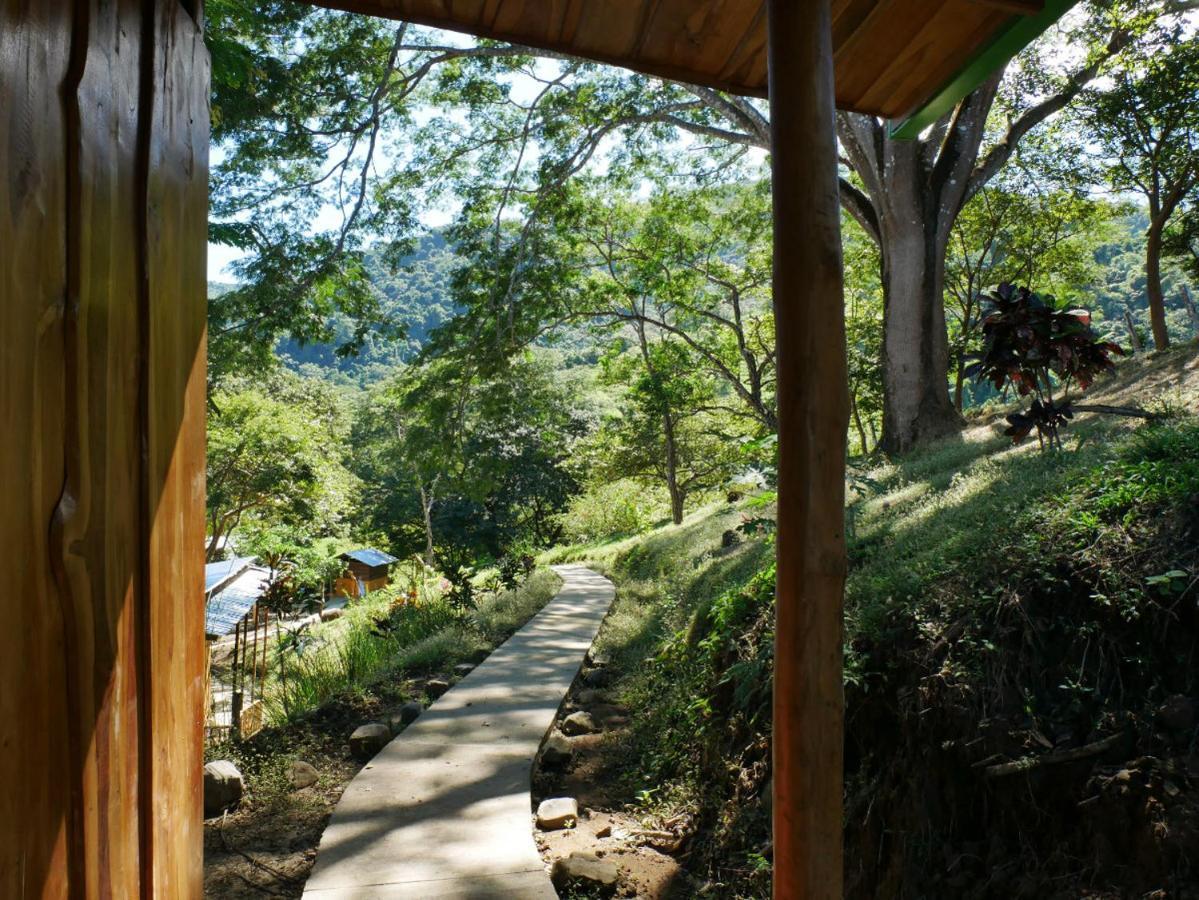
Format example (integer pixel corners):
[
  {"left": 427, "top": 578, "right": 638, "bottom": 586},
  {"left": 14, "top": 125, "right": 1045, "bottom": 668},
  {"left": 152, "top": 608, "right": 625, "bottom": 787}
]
[
  {"left": 0, "top": 3, "right": 72, "bottom": 896},
  {"left": 768, "top": 0, "right": 849, "bottom": 896},
  {"left": 62, "top": 2, "right": 149, "bottom": 893},
  {"left": 143, "top": 4, "right": 208, "bottom": 893},
  {"left": 0, "top": 2, "right": 208, "bottom": 895},
  {"left": 304, "top": 0, "right": 1023, "bottom": 118}
]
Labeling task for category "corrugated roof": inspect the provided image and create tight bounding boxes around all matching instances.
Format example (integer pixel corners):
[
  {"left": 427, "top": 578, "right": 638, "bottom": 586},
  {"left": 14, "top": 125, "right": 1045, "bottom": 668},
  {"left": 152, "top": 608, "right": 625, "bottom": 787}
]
[
  {"left": 340, "top": 548, "right": 399, "bottom": 568},
  {"left": 205, "top": 566, "right": 271, "bottom": 638},
  {"left": 205, "top": 556, "right": 255, "bottom": 595}
]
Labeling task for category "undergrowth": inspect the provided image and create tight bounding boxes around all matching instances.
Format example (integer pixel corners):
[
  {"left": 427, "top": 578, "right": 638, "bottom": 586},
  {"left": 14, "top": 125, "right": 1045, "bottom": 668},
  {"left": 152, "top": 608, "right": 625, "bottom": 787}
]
[
  {"left": 558, "top": 396, "right": 1199, "bottom": 898},
  {"left": 236, "top": 568, "right": 562, "bottom": 728}
]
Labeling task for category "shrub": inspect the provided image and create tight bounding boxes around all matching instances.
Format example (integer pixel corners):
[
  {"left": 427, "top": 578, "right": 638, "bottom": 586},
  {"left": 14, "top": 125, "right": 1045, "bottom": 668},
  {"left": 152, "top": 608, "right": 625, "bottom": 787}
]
[
  {"left": 266, "top": 589, "right": 460, "bottom": 721},
  {"left": 968, "top": 283, "right": 1123, "bottom": 448},
  {"left": 556, "top": 478, "right": 669, "bottom": 543}
]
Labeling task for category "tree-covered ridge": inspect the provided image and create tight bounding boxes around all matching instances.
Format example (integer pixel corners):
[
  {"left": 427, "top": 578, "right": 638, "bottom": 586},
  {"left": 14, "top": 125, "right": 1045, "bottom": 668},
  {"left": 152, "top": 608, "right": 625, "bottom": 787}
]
[{"left": 274, "top": 232, "right": 461, "bottom": 380}]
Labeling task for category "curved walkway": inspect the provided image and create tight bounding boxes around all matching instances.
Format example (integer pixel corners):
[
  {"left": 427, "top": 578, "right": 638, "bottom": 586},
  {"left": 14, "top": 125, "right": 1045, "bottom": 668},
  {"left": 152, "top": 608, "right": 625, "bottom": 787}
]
[{"left": 302, "top": 565, "right": 615, "bottom": 899}]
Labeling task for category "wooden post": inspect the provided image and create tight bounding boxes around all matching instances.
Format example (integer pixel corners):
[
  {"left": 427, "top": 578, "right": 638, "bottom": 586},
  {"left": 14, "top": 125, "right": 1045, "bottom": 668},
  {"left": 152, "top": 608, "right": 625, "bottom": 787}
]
[
  {"left": 767, "top": 1, "right": 849, "bottom": 898},
  {"left": 1, "top": 8, "right": 208, "bottom": 893}
]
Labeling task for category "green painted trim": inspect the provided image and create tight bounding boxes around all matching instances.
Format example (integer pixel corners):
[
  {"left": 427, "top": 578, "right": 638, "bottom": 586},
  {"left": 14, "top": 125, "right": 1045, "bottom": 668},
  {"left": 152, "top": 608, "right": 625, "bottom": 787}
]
[{"left": 888, "top": 0, "right": 1079, "bottom": 140}]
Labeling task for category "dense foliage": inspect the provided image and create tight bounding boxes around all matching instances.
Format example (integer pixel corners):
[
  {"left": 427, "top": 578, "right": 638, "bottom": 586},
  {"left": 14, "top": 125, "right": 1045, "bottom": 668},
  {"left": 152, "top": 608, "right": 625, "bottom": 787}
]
[{"left": 968, "top": 284, "right": 1124, "bottom": 447}]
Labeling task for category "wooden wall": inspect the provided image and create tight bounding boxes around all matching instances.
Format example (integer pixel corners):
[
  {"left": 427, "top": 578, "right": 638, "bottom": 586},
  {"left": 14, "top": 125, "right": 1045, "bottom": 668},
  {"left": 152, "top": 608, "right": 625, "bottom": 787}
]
[{"left": 0, "top": 1, "right": 209, "bottom": 896}]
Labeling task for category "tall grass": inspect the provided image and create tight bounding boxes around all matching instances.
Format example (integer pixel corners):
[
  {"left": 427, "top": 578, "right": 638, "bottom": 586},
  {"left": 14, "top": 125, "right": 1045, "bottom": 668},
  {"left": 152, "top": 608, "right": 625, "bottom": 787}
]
[{"left": 264, "top": 569, "right": 563, "bottom": 723}]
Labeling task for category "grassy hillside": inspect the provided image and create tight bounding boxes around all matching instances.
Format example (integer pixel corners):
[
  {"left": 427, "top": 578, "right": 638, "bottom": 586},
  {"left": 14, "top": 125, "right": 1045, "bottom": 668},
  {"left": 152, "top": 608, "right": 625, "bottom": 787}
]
[{"left": 541, "top": 343, "right": 1199, "bottom": 899}]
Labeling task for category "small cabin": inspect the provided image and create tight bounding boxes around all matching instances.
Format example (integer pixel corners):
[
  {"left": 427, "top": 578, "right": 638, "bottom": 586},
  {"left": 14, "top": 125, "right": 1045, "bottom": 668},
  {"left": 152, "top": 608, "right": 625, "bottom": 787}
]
[
  {"left": 204, "top": 557, "right": 272, "bottom": 742},
  {"left": 334, "top": 548, "right": 399, "bottom": 599}
]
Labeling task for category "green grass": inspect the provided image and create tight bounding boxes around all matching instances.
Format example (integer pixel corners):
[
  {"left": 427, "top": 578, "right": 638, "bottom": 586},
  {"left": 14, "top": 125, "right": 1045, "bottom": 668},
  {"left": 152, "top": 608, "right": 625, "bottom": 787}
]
[
  {"left": 845, "top": 411, "right": 1199, "bottom": 644},
  {"left": 537, "top": 345, "right": 1199, "bottom": 897}
]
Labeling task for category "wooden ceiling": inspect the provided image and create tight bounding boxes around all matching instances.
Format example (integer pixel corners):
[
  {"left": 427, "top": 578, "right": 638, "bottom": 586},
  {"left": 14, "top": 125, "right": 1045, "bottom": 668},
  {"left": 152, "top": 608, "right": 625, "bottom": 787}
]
[{"left": 306, "top": 0, "right": 1040, "bottom": 119}]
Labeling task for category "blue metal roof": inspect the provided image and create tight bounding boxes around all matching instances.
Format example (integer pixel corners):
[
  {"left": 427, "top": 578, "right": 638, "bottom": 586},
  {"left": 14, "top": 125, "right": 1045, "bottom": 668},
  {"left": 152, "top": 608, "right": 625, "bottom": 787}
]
[
  {"left": 205, "top": 566, "right": 270, "bottom": 638},
  {"left": 340, "top": 548, "right": 398, "bottom": 568},
  {"left": 205, "top": 556, "right": 255, "bottom": 595}
]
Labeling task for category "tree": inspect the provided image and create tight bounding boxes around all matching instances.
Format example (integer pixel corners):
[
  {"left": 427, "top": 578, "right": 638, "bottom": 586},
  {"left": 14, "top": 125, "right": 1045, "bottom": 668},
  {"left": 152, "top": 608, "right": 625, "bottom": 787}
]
[
  {"left": 594, "top": 333, "right": 742, "bottom": 524},
  {"left": 1084, "top": 31, "right": 1199, "bottom": 349},
  {"left": 570, "top": 182, "right": 777, "bottom": 433},
  {"left": 843, "top": 217, "right": 884, "bottom": 454},
  {"left": 425, "top": 1, "right": 1167, "bottom": 452},
  {"left": 207, "top": 0, "right": 1187, "bottom": 452},
  {"left": 204, "top": 1, "right": 537, "bottom": 381},
  {"left": 352, "top": 352, "right": 594, "bottom": 582},
  {"left": 206, "top": 382, "right": 359, "bottom": 560}
]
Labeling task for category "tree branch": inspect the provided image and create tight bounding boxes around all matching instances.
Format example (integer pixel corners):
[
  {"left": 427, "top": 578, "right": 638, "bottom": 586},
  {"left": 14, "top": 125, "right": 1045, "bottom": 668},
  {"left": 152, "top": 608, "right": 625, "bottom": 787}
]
[{"left": 966, "top": 29, "right": 1132, "bottom": 202}]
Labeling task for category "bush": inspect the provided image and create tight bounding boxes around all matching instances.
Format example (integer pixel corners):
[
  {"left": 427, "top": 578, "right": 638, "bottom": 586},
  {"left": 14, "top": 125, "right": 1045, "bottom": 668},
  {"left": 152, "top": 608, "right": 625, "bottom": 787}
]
[{"left": 556, "top": 479, "right": 669, "bottom": 543}]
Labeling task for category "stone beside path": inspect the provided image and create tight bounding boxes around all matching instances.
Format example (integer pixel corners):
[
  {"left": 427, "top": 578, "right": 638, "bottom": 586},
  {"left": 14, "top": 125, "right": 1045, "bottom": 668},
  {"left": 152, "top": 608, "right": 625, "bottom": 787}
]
[{"left": 302, "top": 565, "right": 616, "bottom": 899}]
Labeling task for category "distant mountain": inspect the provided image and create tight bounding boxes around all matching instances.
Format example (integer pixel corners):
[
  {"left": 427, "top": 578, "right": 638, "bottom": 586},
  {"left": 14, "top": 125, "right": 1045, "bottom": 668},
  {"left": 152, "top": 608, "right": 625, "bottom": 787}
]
[{"left": 276, "top": 232, "right": 461, "bottom": 380}]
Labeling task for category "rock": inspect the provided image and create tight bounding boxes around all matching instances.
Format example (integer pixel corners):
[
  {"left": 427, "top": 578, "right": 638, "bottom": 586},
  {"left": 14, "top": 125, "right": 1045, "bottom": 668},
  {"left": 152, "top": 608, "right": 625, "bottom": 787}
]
[
  {"left": 289, "top": 760, "right": 319, "bottom": 789},
  {"left": 399, "top": 701, "right": 423, "bottom": 726},
  {"left": 551, "top": 852, "right": 619, "bottom": 892},
  {"left": 575, "top": 688, "right": 602, "bottom": 706},
  {"left": 453, "top": 663, "right": 474, "bottom": 677},
  {"left": 562, "top": 711, "right": 600, "bottom": 736},
  {"left": 1156, "top": 695, "right": 1196, "bottom": 734},
  {"left": 470, "top": 647, "right": 490, "bottom": 664},
  {"left": 425, "top": 679, "right": 450, "bottom": 700},
  {"left": 349, "top": 723, "right": 392, "bottom": 761},
  {"left": 582, "top": 668, "right": 611, "bottom": 688},
  {"left": 537, "top": 797, "right": 579, "bottom": 831},
  {"left": 720, "top": 528, "right": 742, "bottom": 548},
  {"left": 595, "top": 823, "right": 613, "bottom": 839},
  {"left": 541, "top": 732, "right": 574, "bottom": 767},
  {"left": 319, "top": 607, "right": 344, "bottom": 622},
  {"left": 586, "top": 649, "right": 611, "bottom": 667},
  {"left": 203, "top": 760, "right": 244, "bottom": 817},
  {"left": 726, "top": 489, "right": 744, "bottom": 503}
]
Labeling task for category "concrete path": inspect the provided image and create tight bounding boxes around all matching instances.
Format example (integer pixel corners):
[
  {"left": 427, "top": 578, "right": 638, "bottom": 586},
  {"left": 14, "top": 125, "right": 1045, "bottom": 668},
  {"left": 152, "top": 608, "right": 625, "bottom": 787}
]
[{"left": 302, "top": 565, "right": 615, "bottom": 899}]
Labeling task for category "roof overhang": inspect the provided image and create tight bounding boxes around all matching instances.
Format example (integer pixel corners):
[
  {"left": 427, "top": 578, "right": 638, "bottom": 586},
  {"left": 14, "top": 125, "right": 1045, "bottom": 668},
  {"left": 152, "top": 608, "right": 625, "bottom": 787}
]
[{"left": 305, "top": 0, "right": 1077, "bottom": 126}]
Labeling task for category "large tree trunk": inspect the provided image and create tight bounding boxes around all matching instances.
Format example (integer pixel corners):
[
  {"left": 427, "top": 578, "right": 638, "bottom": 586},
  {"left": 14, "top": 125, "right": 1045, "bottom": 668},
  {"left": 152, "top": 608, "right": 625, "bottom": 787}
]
[
  {"left": 832, "top": 43, "right": 1115, "bottom": 454},
  {"left": 1145, "top": 215, "right": 1171, "bottom": 350},
  {"left": 876, "top": 165, "right": 963, "bottom": 453}
]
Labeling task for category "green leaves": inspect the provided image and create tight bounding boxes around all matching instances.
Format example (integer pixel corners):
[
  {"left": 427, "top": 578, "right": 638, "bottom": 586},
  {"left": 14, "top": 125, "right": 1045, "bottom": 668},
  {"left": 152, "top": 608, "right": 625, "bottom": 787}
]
[
  {"left": 206, "top": 371, "right": 361, "bottom": 559},
  {"left": 353, "top": 351, "right": 594, "bottom": 571}
]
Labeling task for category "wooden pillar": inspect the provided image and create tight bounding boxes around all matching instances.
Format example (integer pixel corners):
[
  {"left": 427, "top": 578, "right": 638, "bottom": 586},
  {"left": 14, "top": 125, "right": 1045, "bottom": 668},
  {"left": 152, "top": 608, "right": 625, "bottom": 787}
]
[
  {"left": 767, "top": 1, "right": 849, "bottom": 898},
  {"left": 0, "top": 2, "right": 208, "bottom": 896}
]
